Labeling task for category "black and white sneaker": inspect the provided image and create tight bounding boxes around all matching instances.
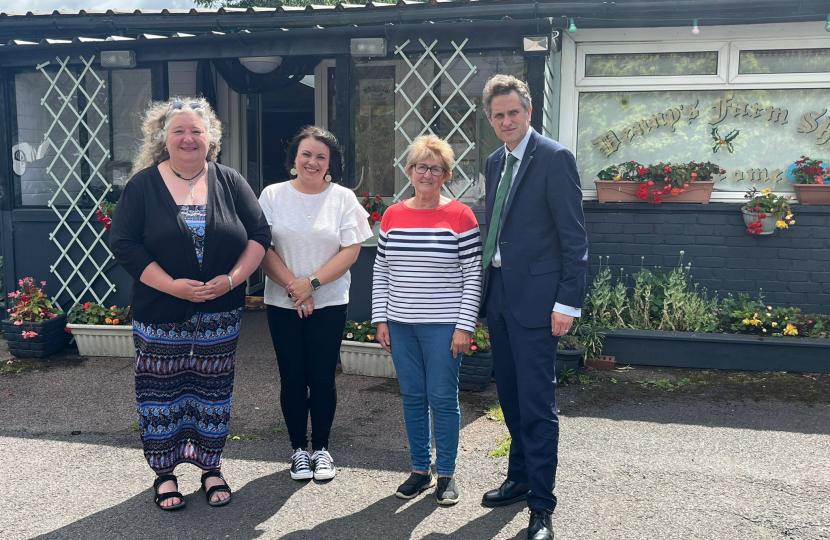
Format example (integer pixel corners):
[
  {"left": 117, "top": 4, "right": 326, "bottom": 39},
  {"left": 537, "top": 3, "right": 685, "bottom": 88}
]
[
  {"left": 290, "top": 448, "right": 313, "bottom": 480},
  {"left": 311, "top": 448, "right": 337, "bottom": 480},
  {"left": 436, "top": 477, "right": 460, "bottom": 505},
  {"left": 395, "top": 472, "right": 436, "bottom": 499}
]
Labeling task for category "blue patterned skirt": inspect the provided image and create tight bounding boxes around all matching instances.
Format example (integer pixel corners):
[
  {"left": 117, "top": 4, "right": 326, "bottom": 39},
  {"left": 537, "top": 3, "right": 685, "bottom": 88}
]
[{"left": 134, "top": 308, "right": 242, "bottom": 473}]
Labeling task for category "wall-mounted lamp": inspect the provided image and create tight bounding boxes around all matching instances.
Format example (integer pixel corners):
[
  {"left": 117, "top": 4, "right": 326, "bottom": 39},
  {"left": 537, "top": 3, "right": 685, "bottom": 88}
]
[
  {"left": 692, "top": 18, "right": 700, "bottom": 36},
  {"left": 350, "top": 37, "right": 387, "bottom": 57},
  {"left": 239, "top": 56, "right": 283, "bottom": 74},
  {"left": 101, "top": 50, "right": 136, "bottom": 68},
  {"left": 522, "top": 35, "right": 550, "bottom": 54},
  {"left": 568, "top": 18, "right": 578, "bottom": 34}
]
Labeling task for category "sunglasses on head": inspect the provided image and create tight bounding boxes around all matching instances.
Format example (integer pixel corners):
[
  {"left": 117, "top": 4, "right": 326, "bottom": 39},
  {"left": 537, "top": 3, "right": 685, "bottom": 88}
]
[{"left": 170, "top": 102, "right": 204, "bottom": 110}]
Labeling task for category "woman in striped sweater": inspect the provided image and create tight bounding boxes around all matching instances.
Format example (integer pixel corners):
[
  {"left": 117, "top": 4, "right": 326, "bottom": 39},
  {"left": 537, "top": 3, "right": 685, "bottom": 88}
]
[{"left": 372, "top": 135, "right": 483, "bottom": 505}]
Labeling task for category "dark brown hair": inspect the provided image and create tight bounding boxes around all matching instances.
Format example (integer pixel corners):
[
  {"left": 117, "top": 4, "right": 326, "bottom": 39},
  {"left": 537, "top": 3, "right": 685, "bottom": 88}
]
[
  {"left": 482, "top": 75, "right": 532, "bottom": 118},
  {"left": 285, "top": 126, "right": 343, "bottom": 182}
]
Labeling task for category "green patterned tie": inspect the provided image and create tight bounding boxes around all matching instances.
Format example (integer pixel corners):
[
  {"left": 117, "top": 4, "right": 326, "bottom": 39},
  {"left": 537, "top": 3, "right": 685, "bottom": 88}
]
[{"left": 483, "top": 153, "right": 518, "bottom": 270}]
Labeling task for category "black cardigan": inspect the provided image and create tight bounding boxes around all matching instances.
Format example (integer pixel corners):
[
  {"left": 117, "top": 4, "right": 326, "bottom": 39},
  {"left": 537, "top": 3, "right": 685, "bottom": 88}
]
[{"left": 109, "top": 162, "right": 271, "bottom": 324}]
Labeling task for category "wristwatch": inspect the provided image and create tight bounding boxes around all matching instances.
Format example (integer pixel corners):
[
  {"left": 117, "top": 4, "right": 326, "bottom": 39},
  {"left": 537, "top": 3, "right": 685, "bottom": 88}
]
[{"left": 309, "top": 276, "right": 322, "bottom": 291}]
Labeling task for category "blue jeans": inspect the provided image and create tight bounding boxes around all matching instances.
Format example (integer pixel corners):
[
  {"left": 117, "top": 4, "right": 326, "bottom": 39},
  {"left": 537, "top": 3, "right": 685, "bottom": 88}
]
[{"left": 388, "top": 321, "right": 462, "bottom": 477}]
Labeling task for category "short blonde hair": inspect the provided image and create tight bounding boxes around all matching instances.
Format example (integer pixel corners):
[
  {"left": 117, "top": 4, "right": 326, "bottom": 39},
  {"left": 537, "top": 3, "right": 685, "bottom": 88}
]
[
  {"left": 130, "top": 96, "right": 222, "bottom": 178},
  {"left": 482, "top": 75, "right": 532, "bottom": 118},
  {"left": 404, "top": 135, "right": 454, "bottom": 179}
]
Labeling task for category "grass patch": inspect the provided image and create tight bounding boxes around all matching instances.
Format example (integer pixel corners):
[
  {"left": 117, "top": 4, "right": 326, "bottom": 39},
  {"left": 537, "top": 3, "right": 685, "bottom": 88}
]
[
  {"left": 486, "top": 404, "right": 504, "bottom": 423},
  {"left": 270, "top": 427, "right": 287, "bottom": 433},
  {"left": 130, "top": 422, "right": 140, "bottom": 432},
  {"left": 637, "top": 378, "right": 692, "bottom": 392},
  {"left": 1, "top": 358, "right": 46, "bottom": 373},
  {"left": 490, "top": 435, "right": 512, "bottom": 457}
]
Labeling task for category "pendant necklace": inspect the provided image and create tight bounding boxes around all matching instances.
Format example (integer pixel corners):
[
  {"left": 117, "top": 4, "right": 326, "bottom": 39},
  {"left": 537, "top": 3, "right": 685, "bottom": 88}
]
[
  {"left": 170, "top": 163, "right": 206, "bottom": 201},
  {"left": 294, "top": 181, "right": 326, "bottom": 219}
]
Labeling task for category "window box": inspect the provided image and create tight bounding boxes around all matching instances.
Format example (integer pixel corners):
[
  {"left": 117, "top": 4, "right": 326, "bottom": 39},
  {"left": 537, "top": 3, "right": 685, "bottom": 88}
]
[
  {"left": 339, "top": 340, "right": 396, "bottom": 379},
  {"left": 594, "top": 181, "right": 715, "bottom": 204},
  {"left": 66, "top": 323, "right": 134, "bottom": 357},
  {"left": 792, "top": 184, "right": 830, "bottom": 206}
]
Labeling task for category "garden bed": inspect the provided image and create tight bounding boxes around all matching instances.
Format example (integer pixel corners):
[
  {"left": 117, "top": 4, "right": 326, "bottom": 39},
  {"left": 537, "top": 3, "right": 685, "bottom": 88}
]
[{"left": 601, "top": 328, "right": 830, "bottom": 373}]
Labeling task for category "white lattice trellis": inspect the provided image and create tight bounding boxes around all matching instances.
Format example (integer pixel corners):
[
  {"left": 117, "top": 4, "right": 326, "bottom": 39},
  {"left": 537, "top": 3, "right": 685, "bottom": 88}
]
[
  {"left": 392, "top": 39, "right": 478, "bottom": 202},
  {"left": 37, "top": 55, "right": 116, "bottom": 309}
]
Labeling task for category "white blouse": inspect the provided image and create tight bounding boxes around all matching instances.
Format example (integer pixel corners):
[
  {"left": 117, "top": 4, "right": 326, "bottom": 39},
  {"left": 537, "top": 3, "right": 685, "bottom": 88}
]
[{"left": 258, "top": 181, "right": 373, "bottom": 309}]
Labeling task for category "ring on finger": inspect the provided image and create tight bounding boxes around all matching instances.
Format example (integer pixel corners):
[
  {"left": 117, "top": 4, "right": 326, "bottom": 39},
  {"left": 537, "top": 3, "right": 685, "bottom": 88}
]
[{"left": 301, "top": 304, "right": 308, "bottom": 309}]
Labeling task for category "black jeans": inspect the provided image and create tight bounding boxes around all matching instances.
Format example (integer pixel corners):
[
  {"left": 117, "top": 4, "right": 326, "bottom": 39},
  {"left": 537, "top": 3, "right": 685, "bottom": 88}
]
[{"left": 267, "top": 304, "right": 347, "bottom": 451}]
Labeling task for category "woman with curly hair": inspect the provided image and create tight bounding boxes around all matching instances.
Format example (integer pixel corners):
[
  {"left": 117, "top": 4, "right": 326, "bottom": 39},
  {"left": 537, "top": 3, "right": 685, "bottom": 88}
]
[{"left": 110, "top": 97, "right": 271, "bottom": 511}]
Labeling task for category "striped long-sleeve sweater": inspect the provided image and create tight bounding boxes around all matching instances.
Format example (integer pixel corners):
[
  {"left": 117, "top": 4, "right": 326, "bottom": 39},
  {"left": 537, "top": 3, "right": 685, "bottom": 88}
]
[{"left": 371, "top": 199, "right": 483, "bottom": 333}]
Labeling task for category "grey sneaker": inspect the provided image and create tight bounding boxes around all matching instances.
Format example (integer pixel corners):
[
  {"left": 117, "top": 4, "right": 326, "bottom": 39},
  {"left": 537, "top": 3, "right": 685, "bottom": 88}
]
[
  {"left": 395, "top": 472, "right": 436, "bottom": 499},
  {"left": 290, "top": 448, "right": 313, "bottom": 480},
  {"left": 436, "top": 477, "right": 460, "bottom": 505},
  {"left": 311, "top": 448, "right": 337, "bottom": 480}
]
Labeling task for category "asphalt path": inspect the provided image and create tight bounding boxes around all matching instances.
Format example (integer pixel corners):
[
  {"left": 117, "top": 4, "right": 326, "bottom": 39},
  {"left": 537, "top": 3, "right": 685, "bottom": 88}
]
[{"left": 1, "top": 310, "right": 829, "bottom": 540}]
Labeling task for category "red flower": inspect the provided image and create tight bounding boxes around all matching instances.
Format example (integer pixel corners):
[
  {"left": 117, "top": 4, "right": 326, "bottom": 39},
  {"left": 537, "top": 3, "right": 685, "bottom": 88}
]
[
  {"left": 652, "top": 192, "right": 663, "bottom": 204},
  {"left": 759, "top": 214, "right": 766, "bottom": 219},
  {"left": 638, "top": 167, "right": 647, "bottom": 175},
  {"left": 376, "top": 194, "right": 382, "bottom": 199},
  {"left": 371, "top": 212, "right": 381, "bottom": 222},
  {"left": 363, "top": 192, "right": 368, "bottom": 197}
]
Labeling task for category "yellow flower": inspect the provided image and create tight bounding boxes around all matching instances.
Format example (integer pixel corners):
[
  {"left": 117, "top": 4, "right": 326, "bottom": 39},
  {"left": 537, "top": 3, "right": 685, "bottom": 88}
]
[
  {"left": 613, "top": 175, "right": 622, "bottom": 181},
  {"left": 784, "top": 323, "right": 798, "bottom": 336},
  {"left": 761, "top": 188, "right": 771, "bottom": 194},
  {"left": 776, "top": 220, "right": 788, "bottom": 229},
  {"left": 762, "top": 328, "right": 767, "bottom": 333},
  {"left": 789, "top": 220, "right": 795, "bottom": 225},
  {"left": 785, "top": 213, "right": 793, "bottom": 219},
  {"left": 232, "top": 435, "right": 241, "bottom": 440},
  {"left": 771, "top": 322, "right": 778, "bottom": 327},
  {"left": 742, "top": 318, "right": 751, "bottom": 325},
  {"left": 367, "top": 334, "right": 375, "bottom": 341}
]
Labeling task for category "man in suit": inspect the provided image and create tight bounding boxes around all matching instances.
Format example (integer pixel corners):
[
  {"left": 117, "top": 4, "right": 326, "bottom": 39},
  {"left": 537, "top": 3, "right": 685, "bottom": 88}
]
[{"left": 479, "top": 75, "right": 588, "bottom": 540}]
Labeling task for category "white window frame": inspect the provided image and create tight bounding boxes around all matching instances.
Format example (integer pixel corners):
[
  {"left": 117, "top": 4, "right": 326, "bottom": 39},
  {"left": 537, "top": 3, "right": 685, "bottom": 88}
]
[
  {"left": 576, "top": 41, "right": 728, "bottom": 87},
  {"left": 559, "top": 23, "right": 830, "bottom": 202}
]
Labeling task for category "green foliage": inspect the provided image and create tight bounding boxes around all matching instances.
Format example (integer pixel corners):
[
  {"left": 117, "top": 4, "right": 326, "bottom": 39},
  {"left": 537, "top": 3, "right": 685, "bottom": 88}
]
[
  {"left": 489, "top": 435, "right": 512, "bottom": 457},
  {"left": 719, "top": 293, "right": 829, "bottom": 338},
  {"left": 486, "top": 404, "right": 504, "bottom": 423},
  {"left": 465, "top": 321, "right": 491, "bottom": 356},
  {"left": 557, "top": 334, "right": 583, "bottom": 350},
  {"left": 559, "top": 368, "right": 576, "bottom": 386},
  {"left": 343, "top": 320, "right": 379, "bottom": 343},
  {"left": 743, "top": 187, "right": 794, "bottom": 220},
  {"left": 7, "top": 277, "right": 62, "bottom": 323},
  {"left": 637, "top": 378, "right": 691, "bottom": 392},
  {"left": 67, "top": 302, "right": 132, "bottom": 325}
]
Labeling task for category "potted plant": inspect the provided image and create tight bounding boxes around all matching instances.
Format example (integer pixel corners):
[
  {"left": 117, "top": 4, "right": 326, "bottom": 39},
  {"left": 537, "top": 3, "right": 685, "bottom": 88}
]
[
  {"left": 340, "top": 320, "right": 396, "bottom": 378},
  {"left": 595, "top": 160, "right": 723, "bottom": 204},
  {"left": 556, "top": 334, "right": 585, "bottom": 375},
  {"left": 1, "top": 277, "right": 67, "bottom": 358},
  {"left": 360, "top": 192, "right": 388, "bottom": 247},
  {"left": 459, "top": 322, "right": 492, "bottom": 392},
  {"left": 790, "top": 156, "right": 830, "bottom": 205},
  {"left": 66, "top": 302, "right": 134, "bottom": 357},
  {"left": 742, "top": 187, "right": 795, "bottom": 235}
]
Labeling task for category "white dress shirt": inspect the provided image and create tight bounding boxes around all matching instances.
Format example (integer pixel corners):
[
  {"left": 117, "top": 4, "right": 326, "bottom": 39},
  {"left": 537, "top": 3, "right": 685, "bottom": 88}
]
[{"left": 490, "top": 128, "right": 581, "bottom": 318}]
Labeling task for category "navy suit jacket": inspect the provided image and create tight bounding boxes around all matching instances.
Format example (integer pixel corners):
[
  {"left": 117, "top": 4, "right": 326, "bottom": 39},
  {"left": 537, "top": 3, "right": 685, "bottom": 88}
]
[{"left": 483, "top": 129, "right": 588, "bottom": 329}]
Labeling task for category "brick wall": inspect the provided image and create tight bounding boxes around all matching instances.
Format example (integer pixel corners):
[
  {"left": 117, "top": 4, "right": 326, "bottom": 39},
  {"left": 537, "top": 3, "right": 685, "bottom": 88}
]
[{"left": 584, "top": 202, "right": 830, "bottom": 315}]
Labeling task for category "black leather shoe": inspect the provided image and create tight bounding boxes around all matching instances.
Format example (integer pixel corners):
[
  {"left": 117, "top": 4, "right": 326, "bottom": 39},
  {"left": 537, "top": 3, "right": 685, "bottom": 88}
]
[
  {"left": 481, "top": 480, "right": 531, "bottom": 507},
  {"left": 527, "top": 509, "right": 553, "bottom": 540}
]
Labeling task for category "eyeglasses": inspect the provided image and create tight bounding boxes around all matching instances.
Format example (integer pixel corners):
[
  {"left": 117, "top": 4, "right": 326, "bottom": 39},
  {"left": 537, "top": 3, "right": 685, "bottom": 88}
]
[
  {"left": 170, "top": 102, "right": 204, "bottom": 110},
  {"left": 414, "top": 164, "right": 446, "bottom": 176}
]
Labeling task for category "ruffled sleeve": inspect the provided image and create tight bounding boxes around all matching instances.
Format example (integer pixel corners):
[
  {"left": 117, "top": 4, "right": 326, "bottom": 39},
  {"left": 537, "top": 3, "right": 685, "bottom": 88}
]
[{"left": 339, "top": 190, "right": 373, "bottom": 247}]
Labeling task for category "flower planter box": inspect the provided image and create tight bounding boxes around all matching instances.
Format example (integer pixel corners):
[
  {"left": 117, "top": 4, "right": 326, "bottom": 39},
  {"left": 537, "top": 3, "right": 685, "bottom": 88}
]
[
  {"left": 601, "top": 328, "right": 830, "bottom": 372},
  {"left": 741, "top": 208, "right": 778, "bottom": 235},
  {"left": 792, "top": 184, "right": 830, "bottom": 205},
  {"left": 594, "top": 181, "right": 715, "bottom": 204},
  {"left": 556, "top": 347, "right": 584, "bottom": 375},
  {"left": 2, "top": 314, "right": 69, "bottom": 359},
  {"left": 459, "top": 351, "right": 492, "bottom": 392},
  {"left": 340, "top": 340, "right": 396, "bottom": 378},
  {"left": 66, "top": 323, "right": 134, "bottom": 357}
]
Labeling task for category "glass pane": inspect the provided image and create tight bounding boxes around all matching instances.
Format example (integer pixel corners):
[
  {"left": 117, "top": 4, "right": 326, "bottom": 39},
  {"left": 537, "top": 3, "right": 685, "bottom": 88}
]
[
  {"left": 12, "top": 71, "right": 80, "bottom": 206},
  {"left": 740, "top": 49, "right": 830, "bottom": 74},
  {"left": 585, "top": 52, "right": 718, "bottom": 77},
  {"left": 350, "top": 50, "right": 526, "bottom": 204},
  {"left": 576, "top": 89, "right": 830, "bottom": 192},
  {"left": 109, "top": 69, "right": 152, "bottom": 184}
]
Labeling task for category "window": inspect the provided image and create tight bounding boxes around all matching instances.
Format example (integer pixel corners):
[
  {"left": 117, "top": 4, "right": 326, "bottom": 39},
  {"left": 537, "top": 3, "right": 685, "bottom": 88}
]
[
  {"left": 739, "top": 48, "right": 830, "bottom": 74},
  {"left": 585, "top": 51, "right": 718, "bottom": 77},
  {"left": 11, "top": 68, "right": 151, "bottom": 206},
  {"left": 576, "top": 89, "right": 830, "bottom": 191},
  {"left": 350, "top": 51, "right": 526, "bottom": 205}
]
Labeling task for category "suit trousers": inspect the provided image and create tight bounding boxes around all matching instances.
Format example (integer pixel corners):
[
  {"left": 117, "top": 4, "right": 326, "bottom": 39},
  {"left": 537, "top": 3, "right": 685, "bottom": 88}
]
[{"left": 486, "top": 267, "right": 559, "bottom": 512}]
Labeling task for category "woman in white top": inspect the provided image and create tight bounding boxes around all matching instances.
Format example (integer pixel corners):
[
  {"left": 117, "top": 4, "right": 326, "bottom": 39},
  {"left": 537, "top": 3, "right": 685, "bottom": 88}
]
[{"left": 259, "top": 126, "right": 372, "bottom": 482}]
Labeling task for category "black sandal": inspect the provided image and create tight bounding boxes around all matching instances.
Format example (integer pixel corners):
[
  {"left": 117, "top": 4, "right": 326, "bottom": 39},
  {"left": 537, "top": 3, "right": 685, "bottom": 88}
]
[
  {"left": 200, "top": 469, "right": 232, "bottom": 507},
  {"left": 153, "top": 474, "right": 186, "bottom": 511}
]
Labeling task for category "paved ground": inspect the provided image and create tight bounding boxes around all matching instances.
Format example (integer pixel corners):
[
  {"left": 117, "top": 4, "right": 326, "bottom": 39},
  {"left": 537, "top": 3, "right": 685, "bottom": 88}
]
[{"left": 1, "top": 310, "right": 829, "bottom": 540}]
